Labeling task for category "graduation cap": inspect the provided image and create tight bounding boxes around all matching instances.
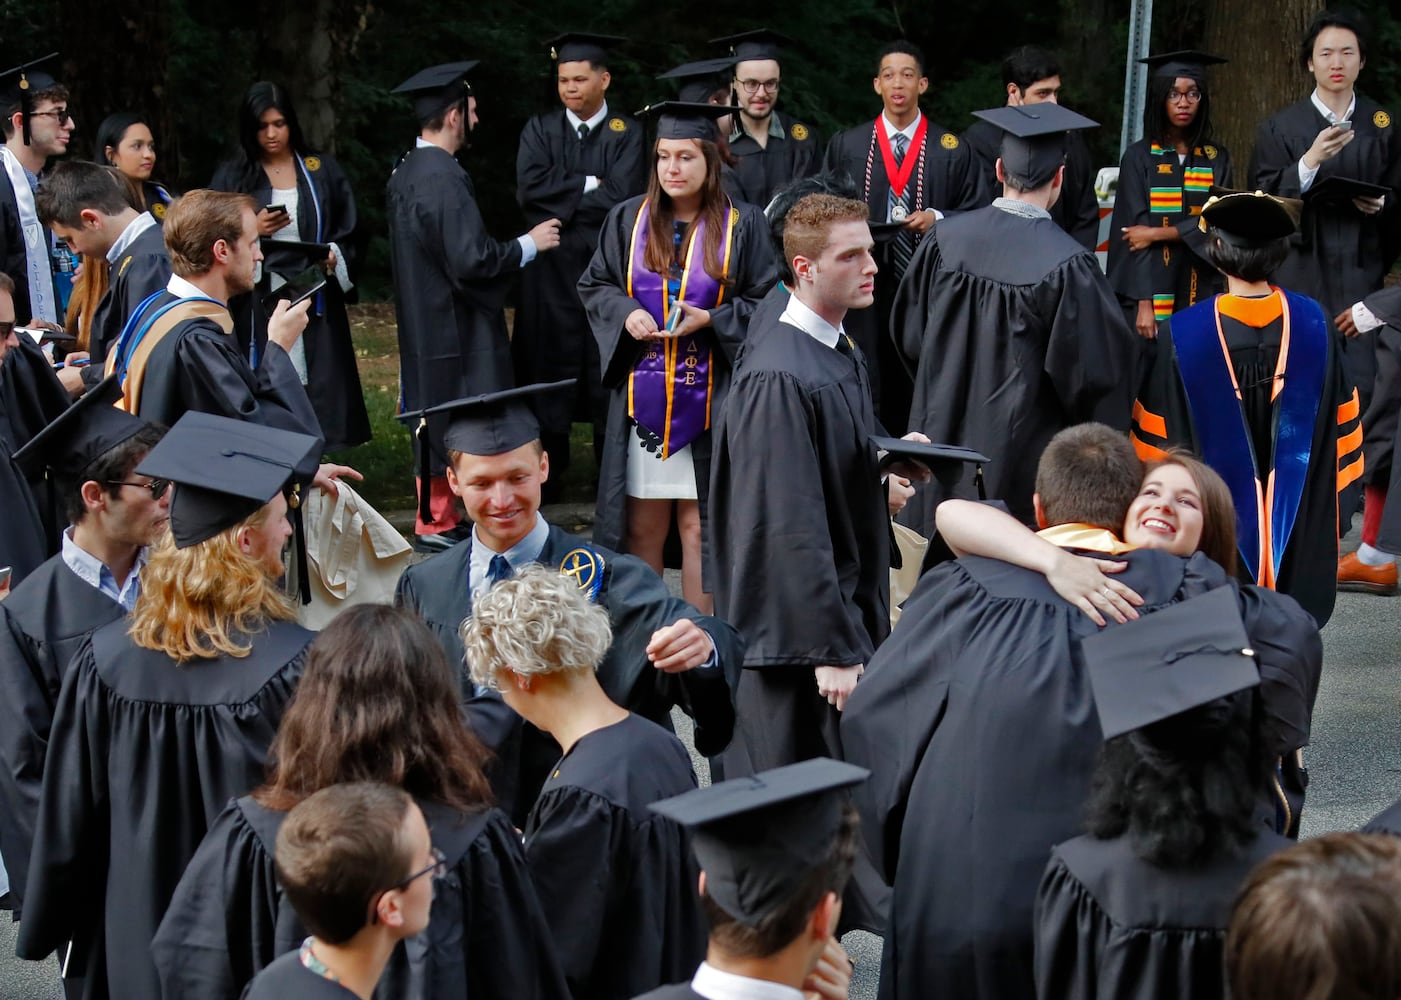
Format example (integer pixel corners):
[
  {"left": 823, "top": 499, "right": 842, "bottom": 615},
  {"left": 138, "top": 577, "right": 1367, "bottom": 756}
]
[
  {"left": 1138, "top": 50, "right": 1227, "bottom": 81},
  {"left": 1301, "top": 175, "right": 1391, "bottom": 207},
  {"left": 650, "top": 758, "right": 869, "bottom": 926},
  {"left": 546, "top": 32, "right": 625, "bottom": 65},
  {"left": 972, "top": 103, "right": 1098, "bottom": 189},
  {"left": 392, "top": 61, "right": 478, "bottom": 123},
  {"left": 395, "top": 380, "right": 575, "bottom": 524},
  {"left": 872, "top": 436, "right": 991, "bottom": 494},
  {"left": 658, "top": 57, "right": 736, "bottom": 104},
  {"left": 635, "top": 101, "right": 733, "bottom": 142},
  {"left": 1197, "top": 189, "right": 1302, "bottom": 248},
  {"left": 11, "top": 374, "right": 150, "bottom": 479},
  {"left": 1080, "top": 586, "right": 1260, "bottom": 741},
  {"left": 135, "top": 411, "right": 321, "bottom": 548},
  {"left": 0, "top": 53, "right": 62, "bottom": 147},
  {"left": 711, "top": 29, "right": 791, "bottom": 65}
]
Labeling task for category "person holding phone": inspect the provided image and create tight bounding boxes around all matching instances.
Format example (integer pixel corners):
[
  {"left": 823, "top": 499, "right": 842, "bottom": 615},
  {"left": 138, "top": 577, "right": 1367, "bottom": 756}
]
[
  {"left": 1251, "top": 9, "right": 1401, "bottom": 413},
  {"left": 211, "top": 81, "right": 370, "bottom": 451}
]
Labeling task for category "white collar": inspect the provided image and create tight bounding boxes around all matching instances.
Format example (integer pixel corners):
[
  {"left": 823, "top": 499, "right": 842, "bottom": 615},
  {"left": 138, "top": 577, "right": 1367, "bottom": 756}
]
[
  {"left": 565, "top": 102, "right": 609, "bottom": 132},
  {"left": 691, "top": 962, "right": 804, "bottom": 1000},
  {"left": 1309, "top": 88, "right": 1356, "bottom": 124},
  {"left": 881, "top": 111, "right": 922, "bottom": 140},
  {"left": 106, "top": 212, "right": 158, "bottom": 266},
  {"left": 166, "top": 273, "right": 216, "bottom": 301},
  {"left": 780, "top": 292, "right": 845, "bottom": 349}
]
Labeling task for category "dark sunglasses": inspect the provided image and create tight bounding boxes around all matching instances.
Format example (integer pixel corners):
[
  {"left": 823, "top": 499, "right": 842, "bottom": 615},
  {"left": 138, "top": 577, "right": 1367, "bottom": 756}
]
[{"left": 104, "top": 478, "right": 171, "bottom": 500}]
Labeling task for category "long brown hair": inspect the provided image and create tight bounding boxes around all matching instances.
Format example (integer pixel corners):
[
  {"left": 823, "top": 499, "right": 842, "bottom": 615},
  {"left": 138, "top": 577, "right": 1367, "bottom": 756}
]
[
  {"left": 642, "top": 137, "right": 732, "bottom": 285},
  {"left": 254, "top": 604, "right": 493, "bottom": 813},
  {"left": 1147, "top": 449, "right": 1238, "bottom": 575}
]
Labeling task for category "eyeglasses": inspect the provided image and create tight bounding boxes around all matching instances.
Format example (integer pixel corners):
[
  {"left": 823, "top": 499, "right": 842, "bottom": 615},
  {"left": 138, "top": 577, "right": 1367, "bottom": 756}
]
[
  {"left": 1167, "top": 89, "right": 1203, "bottom": 104},
  {"left": 737, "top": 79, "right": 780, "bottom": 95},
  {"left": 30, "top": 107, "right": 73, "bottom": 123},
  {"left": 105, "top": 479, "right": 171, "bottom": 500},
  {"left": 370, "top": 847, "right": 446, "bottom": 924}
]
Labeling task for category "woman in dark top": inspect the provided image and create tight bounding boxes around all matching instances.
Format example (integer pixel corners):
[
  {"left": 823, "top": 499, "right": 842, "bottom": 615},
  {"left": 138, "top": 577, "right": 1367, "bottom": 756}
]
[
  {"left": 464, "top": 564, "right": 706, "bottom": 1000},
  {"left": 210, "top": 81, "right": 370, "bottom": 450},
  {"left": 152, "top": 603, "right": 569, "bottom": 1000},
  {"left": 93, "top": 112, "right": 175, "bottom": 221}
]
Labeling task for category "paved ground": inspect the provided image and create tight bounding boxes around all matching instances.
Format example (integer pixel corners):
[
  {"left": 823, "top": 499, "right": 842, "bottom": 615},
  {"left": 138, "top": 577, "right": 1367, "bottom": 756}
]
[{"left": 3, "top": 527, "right": 1398, "bottom": 998}]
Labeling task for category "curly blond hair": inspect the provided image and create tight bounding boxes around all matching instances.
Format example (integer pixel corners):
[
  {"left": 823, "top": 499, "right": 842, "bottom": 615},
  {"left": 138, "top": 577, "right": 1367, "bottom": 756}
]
[
  {"left": 128, "top": 505, "right": 296, "bottom": 662},
  {"left": 460, "top": 563, "right": 612, "bottom": 689}
]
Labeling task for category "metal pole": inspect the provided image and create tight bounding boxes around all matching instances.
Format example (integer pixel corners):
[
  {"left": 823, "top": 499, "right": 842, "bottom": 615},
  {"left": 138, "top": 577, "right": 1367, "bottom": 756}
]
[{"left": 1120, "top": 0, "right": 1154, "bottom": 156}]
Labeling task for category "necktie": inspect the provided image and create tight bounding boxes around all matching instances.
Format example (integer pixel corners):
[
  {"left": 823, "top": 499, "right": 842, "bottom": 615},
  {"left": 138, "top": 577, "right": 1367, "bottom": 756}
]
[
  {"left": 485, "top": 554, "right": 511, "bottom": 588},
  {"left": 578, "top": 122, "right": 590, "bottom": 140},
  {"left": 889, "top": 131, "right": 916, "bottom": 278},
  {"left": 835, "top": 333, "right": 855, "bottom": 357}
]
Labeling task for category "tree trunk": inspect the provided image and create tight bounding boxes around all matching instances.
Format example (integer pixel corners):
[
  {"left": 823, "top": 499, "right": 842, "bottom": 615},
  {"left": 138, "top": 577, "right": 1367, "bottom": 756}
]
[{"left": 1205, "top": 0, "right": 1323, "bottom": 172}]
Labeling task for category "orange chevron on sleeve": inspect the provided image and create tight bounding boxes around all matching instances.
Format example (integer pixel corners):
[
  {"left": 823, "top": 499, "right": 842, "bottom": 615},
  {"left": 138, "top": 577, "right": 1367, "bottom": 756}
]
[
  {"left": 1338, "top": 452, "right": 1364, "bottom": 491},
  {"left": 1337, "top": 388, "right": 1360, "bottom": 424},
  {"left": 1338, "top": 423, "right": 1363, "bottom": 459},
  {"left": 1132, "top": 399, "right": 1167, "bottom": 439},
  {"left": 1130, "top": 430, "right": 1169, "bottom": 463}
]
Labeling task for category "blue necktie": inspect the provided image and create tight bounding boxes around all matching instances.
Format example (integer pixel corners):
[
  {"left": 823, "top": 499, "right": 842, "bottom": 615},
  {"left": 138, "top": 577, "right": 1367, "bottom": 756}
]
[{"left": 486, "top": 554, "right": 511, "bottom": 588}]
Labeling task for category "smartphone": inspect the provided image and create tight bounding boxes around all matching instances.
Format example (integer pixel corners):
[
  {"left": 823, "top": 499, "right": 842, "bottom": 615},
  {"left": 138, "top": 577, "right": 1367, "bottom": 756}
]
[
  {"left": 0, "top": 566, "right": 11, "bottom": 591},
  {"left": 666, "top": 305, "right": 684, "bottom": 334},
  {"left": 262, "top": 265, "right": 327, "bottom": 317},
  {"left": 1335, "top": 120, "right": 1353, "bottom": 131},
  {"left": 264, "top": 203, "right": 288, "bottom": 215}
]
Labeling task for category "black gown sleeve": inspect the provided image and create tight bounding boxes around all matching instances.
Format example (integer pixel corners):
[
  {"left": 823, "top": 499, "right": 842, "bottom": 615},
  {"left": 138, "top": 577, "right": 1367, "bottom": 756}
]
[
  {"left": 0, "top": 605, "right": 58, "bottom": 911},
  {"left": 1106, "top": 142, "right": 1154, "bottom": 301},
  {"left": 1032, "top": 852, "right": 1107, "bottom": 999},
  {"left": 707, "top": 204, "right": 779, "bottom": 367},
  {"left": 581, "top": 126, "right": 648, "bottom": 230},
  {"left": 1043, "top": 254, "right": 1136, "bottom": 427},
  {"left": 419, "top": 169, "right": 524, "bottom": 288},
  {"left": 516, "top": 117, "right": 585, "bottom": 226},
  {"left": 174, "top": 326, "right": 323, "bottom": 442},
  {"left": 1250, "top": 111, "right": 1307, "bottom": 199},
  {"left": 578, "top": 200, "right": 648, "bottom": 388}
]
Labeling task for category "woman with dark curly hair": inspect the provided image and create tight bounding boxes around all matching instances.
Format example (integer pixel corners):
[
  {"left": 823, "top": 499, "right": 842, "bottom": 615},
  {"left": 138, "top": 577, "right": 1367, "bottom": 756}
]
[
  {"left": 1107, "top": 51, "right": 1233, "bottom": 338},
  {"left": 210, "top": 81, "right": 370, "bottom": 451},
  {"left": 151, "top": 603, "right": 570, "bottom": 1000}
]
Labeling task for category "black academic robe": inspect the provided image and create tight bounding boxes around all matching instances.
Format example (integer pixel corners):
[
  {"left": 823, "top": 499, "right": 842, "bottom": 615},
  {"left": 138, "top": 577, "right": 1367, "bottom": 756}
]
[
  {"left": 16, "top": 618, "right": 311, "bottom": 1000},
  {"left": 725, "top": 111, "right": 822, "bottom": 208},
  {"left": 893, "top": 204, "right": 1136, "bottom": 532},
  {"left": 1363, "top": 796, "right": 1401, "bottom": 836},
  {"left": 210, "top": 153, "right": 370, "bottom": 450},
  {"left": 577, "top": 195, "right": 777, "bottom": 557},
  {"left": 841, "top": 549, "right": 1320, "bottom": 1000},
  {"left": 142, "top": 181, "right": 174, "bottom": 223},
  {"left": 152, "top": 795, "right": 571, "bottom": 1000},
  {"left": 1250, "top": 93, "right": 1401, "bottom": 399},
  {"left": 1359, "top": 284, "right": 1401, "bottom": 491},
  {"left": 0, "top": 336, "right": 73, "bottom": 576},
  {"left": 632, "top": 986, "right": 703, "bottom": 1000},
  {"left": 394, "top": 523, "right": 742, "bottom": 822},
  {"left": 822, "top": 114, "right": 992, "bottom": 429},
  {"left": 0, "top": 556, "right": 126, "bottom": 915},
  {"left": 0, "top": 179, "right": 35, "bottom": 323},
  {"left": 962, "top": 118, "right": 1101, "bottom": 250},
  {"left": 387, "top": 144, "right": 524, "bottom": 476},
  {"left": 133, "top": 291, "right": 324, "bottom": 444},
  {"left": 242, "top": 950, "right": 357, "bottom": 999},
  {"left": 1130, "top": 291, "right": 1360, "bottom": 627},
  {"left": 86, "top": 220, "right": 171, "bottom": 372},
  {"left": 514, "top": 109, "right": 646, "bottom": 451},
  {"left": 1033, "top": 832, "right": 1291, "bottom": 1000},
  {"left": 524, "top": 713, "right": 705, "bottom": 1000},
  {"left": 1107, "top": 138, "right": 1231, "bottom": 318}
]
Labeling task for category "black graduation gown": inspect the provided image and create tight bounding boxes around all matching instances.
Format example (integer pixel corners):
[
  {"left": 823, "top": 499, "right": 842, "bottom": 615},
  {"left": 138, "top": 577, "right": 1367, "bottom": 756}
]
[
  {"left": 16, "top": 618, "right": 311, "bottom": 1000},
  {"left": 1130, "top": 292, "right": 1360, "bottom": 627},
  {"left": 893, "top": 204, "right": 1136, "bottom": 531},
  {"left": 822, "top": 115, "right": 992, "bottom": 429},
  {"left": 840, "top": 549, "right": 1321, "bottom": 1000},
  {"left": 632, "top": 986, "right": 703, "bottom": 1000},
  {"left": 1363, "top": 796, "right": 1401, "bottom": 836},
  {"left": 577, "top": 195, "right": 777, "bottom": 557},
  {"left": 152, "top": 794, "right": 571, "bottom": 1000},
  {"left": 1250, "top": 94, "right": 1401, "bottom": 398},
  {"left": 1033, "top": 832, "right": 1291, "bottom": 1000},
  {"left": 86, "top": 220, "right": 171, "bottom": 371},
  {"left": 514, "top": 109, "right": 647, "bottom": 445},
  {"left": 0, "top": 180, "right": 35, "bottom": 323},
  {"left": 1359, "top": 284, "right": 1401, "bottom": 492},
  {"left": 725, "top": 111, "right": 823, "bottom": 208},
  {"left": 0, "top": 336, "right": 73, "bottom": 576},
  {"left": 386, "top": 144, "right": 524, "bottom": 475},
  {"left": 0, "top": 556, "right": 125, "bottom": 914},
  {"left": 133, "top": 291, "right": 324, "bottom": 444},
  {"left": 142, "top": 181, "right": 174, "bottom": 224},
  {"left": 962, "top": 118, "right": 1101, "bottom": 251},
  {"left": 242, "top": 950, "right": 358, "bottom": 1000},
  {"left": 210, "top": 154, "right": 370, "bottom": 450},
  {"left": 1107, "top": 138, "right": 1231, "bottom": 318},
  {"left": 394, "top": 523, "right": 742, "bottom": 822},
  {"left": 524, "top": 713, "right": 705, "bottom": 1000}
]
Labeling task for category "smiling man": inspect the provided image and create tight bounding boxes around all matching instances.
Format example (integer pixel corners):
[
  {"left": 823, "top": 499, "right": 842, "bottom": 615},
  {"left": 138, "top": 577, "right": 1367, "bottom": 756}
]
[{"left": 514, "top": 34, "right": 645, "bottom": 502}]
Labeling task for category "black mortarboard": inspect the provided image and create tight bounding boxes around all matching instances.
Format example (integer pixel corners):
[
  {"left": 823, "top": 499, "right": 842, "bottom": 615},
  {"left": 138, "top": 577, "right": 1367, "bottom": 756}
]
[
  {"left": 972, "top": 103, "right": 1098, "bottom": 188},
  {"left": 547, "top": 32, "right": 625, "bottom": 65},
  {"left": 658, "top": 57, "right": 736, "bottom": 104},
  {"left": 260, "top": 239, "right": 331, "bottom": 279},
  {"left": 711, "top": 29, "right": 791, "bottom": 65},
  {"left": 135, "top": 412, "right": 321, "bottom": 548},
  {"left": 396, "top": 381, "right": 575, "bottom": 524},
  {"left": 392, "top": 62, "right": 478, "bottom": 123},
  {"left": 1198, "top": 189, "right": 1302, "bottom": 248},
  {"left": 650, "top": 758, "right": 868, "bottom": 925},
  {"left": 636, "top": 101, "right": 733, "bottom": 142},
  {"left": 872, "top": 437, "right": 990, "bottom": 483},
  {"left": 1138, "top": 50, "right": 1227, "bottom": 81},
  {"left": 0, "top": 53, "right": 62, "bottom": 146},
  {"left": 11, "top": 374, "right": 150, "bottom": 479},
  {"left": 1080, "top": 586, "right": 1260, "bottom": 741},
  {"left": 1301, "top": 175, "right": 1391, "bottom": 207}
]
